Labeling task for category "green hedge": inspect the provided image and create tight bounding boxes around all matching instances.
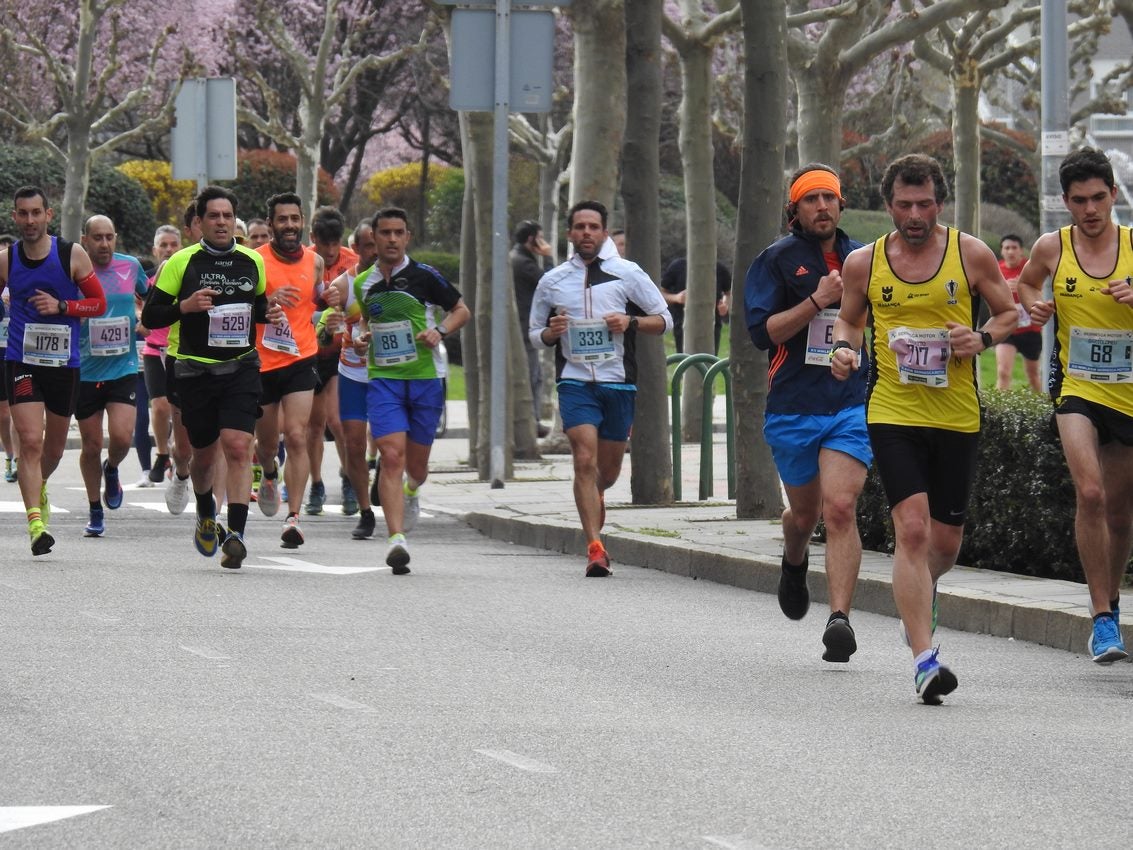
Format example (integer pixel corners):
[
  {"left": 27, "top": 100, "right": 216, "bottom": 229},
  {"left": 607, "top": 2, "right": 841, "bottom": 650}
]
[
  {"left": 413, "top": 250, "right": 459, "bottom": 286},
  {"left": 853, "top": 389, "right": 1101, "bottom": 584}
]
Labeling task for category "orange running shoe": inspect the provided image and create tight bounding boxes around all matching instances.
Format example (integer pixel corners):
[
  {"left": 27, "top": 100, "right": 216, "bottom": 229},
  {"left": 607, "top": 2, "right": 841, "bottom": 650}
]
[{"left": 585, "top": 541, "right": 612, "bottom": 578}]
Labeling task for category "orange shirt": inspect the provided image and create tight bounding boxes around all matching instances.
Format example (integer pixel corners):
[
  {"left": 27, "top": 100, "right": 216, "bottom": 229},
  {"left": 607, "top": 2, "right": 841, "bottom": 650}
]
[
  {"left": 323, "top": 245, "right": 358, "bottom": 284},
  {"left": 255, "top": 244, "right": 320, "bottom": 371}
]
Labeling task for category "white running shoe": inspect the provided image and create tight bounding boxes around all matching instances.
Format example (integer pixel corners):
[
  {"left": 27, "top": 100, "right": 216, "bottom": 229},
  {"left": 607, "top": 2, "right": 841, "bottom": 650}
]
[
  {"left": 166, "top": 473, "right": 190, "bottom": 515},
  {"left": 386, "top": 534, "right": 411, "bottom": 575},
  {"left": 135, "top": 475, "right": 156, "bottom": 488}
]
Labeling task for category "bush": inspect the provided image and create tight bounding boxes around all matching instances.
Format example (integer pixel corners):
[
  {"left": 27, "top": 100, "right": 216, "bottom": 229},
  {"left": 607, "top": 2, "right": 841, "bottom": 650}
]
[
  {"left": 853, "top": 389, "right": 1108, "bottom": 583},
  {"left": 425, "top": 167, "right": 464, "bottom": 252},
  {"left": 117, "top": 159, "right": 196, "bottom": 228},
  {"left": 220, "top": 149, "right": 338, "bottom": 222}
]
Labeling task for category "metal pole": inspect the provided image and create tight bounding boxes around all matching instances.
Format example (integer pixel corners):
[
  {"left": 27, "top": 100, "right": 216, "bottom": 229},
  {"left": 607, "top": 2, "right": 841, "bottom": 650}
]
[
  {"left": 489, "top": 0, "right": 511, "bottom": 488},
  {"left": 1039, "top": 0, "right": 1070, "bottom": 384}
]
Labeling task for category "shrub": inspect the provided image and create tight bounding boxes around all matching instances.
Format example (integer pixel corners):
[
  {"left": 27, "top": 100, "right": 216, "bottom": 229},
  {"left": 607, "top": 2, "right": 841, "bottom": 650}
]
[
  {"left": 220, "top": 149, "right": 338, "bottom": 221},
  {"left": 425, "top": 167, "right": 464, "bottom": 252},
  {"left": 413, "top": 250, "right": 459, "bottom": 286},
  {"left": 117, "top": 159, "right": 196, "bottom": 228},
  {"left": 852, "top": 388, "right": 1109, "bottom": 583}
]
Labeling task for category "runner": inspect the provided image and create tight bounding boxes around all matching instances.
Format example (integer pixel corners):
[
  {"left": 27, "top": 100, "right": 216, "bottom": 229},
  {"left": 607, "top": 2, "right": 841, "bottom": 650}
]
[
  {"left": 352, "top": 207, "right": 470, "bottom": 573},
  {"left": 141, "top": 185, "right": 283, "bottom": 569},
  {"left": 76, "top": 215, "right": 149, "bottom": 537},
  {"left": 1, "top": 186, "right": 106, "bottom": 555},
  {"left": 140, "top": 225, "right": 181, "bottom": 485}
]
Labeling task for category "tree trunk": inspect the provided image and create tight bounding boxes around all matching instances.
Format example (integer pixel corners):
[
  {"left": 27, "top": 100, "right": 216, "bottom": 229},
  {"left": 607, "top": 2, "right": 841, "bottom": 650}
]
[
  {"left": 675, "top": 30, "right": 717, "bottom": 443},
  {"left": 459, "top": 113, "right": 481, "bottom": 470},
  {"left": 624, "top": 0, "right": 674, "bottom": 505},
  {"left": 733, "top": 0, "right": 787, "bottom": 520},
  {"left": 568, "top": 0, "right": 627, "bottom": 208},
  {"left": 417, "top": 111, "right": 431, "bottom": 242},
  {"left": 951, "top": 57, "right": 982, "bottom": 237},
  {"left": 61, "top": 121, "right": 93, "bottom": 242},
  {"left": 794, "top": 69, "right": 849, "bottom": 167},
  {"left": 296, "top": 93, "right": 324, "bottom": 219}
]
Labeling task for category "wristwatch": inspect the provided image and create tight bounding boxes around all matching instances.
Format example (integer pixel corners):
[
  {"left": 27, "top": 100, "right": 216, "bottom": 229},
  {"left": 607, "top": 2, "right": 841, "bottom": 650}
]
[
  {"left": 58, "top": 300, "right": 68, "bottom": 316},
  {"left": 436, "top": 324, "right": 449, "bottom": 338},
  {"left": 628, "top": 316, "right": 639, "bottom": 333},
  {"left": 828, "top": 340, "right": 853, "bottom": 360},
  {"left": 979, "top": 331, "right": 993, "bottom": 351}
]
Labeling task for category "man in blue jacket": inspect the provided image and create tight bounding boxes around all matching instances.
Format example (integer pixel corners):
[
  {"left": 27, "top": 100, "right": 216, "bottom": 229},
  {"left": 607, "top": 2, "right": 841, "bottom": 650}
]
[{"left": 744, "top": 164, "right": 871, "bottom": 663}]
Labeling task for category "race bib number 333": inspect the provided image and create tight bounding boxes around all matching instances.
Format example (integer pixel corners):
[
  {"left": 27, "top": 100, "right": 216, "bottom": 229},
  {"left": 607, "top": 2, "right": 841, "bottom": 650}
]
[{"left": 563, "top": 318, "right": 616, "bottom": 364}]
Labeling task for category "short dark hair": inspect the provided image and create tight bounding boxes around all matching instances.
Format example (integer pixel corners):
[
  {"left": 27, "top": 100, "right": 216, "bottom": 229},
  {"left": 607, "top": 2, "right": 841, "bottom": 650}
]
[
  {"left": 1059, "top": 146, "right": 1114, "bottom": 194},
  {"left": 880, "top": 154, "right": 949, "bottom": 205},
  {"left": 266, "top": 192, "right": 303, "bottom": 223},
  {"left": 246, "top": 217, "right": 268, "bottom": 231},
  {"left": 514, "top": 219, "right": 542, "bottom": 245},
  {"left": 183, "top": 201, "right": 199, "bottom": 229},
  {"left": 372, "top": 207, "right": 409, "bottom": 229},
  {"left": 1000, "top": 234, "right": 1023, "bottom": 249},
  {"left": 609, "top": 228, "right": 625, "bottom": 238},
  {"left": 311, "top": 206, "right": 346, "bottom": 243},
  {"left": 13, "top": 186, "right": 49, "bottom": 207},
  {"left": 195, "top": 186, "right": 238, "bottom": 219},
  {"left": 567, "top": 200, "right": 608, "bottom": 229}
]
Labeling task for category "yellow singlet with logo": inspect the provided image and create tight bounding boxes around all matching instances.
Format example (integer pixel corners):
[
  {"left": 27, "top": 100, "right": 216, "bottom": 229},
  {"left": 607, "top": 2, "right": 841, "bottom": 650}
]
[
  {"left": 866, "top": 227, "right": 980, "bottom": 432},
  {"left": 1049, "top": 225, "right": 1133, "bottom": 417}
]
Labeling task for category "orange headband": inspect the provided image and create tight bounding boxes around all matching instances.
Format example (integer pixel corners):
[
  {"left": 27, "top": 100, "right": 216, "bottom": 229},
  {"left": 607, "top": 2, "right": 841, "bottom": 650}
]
[{"left": 789, "top": 170, "right": 842, "bottom": 204}]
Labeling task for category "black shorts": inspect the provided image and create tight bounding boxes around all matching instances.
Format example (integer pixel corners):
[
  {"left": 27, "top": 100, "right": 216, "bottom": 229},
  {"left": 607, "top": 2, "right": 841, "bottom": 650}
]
[
  {"left": 76, "top": 374, "right": 137, "bottom": 420},
  {"left": 260, "top": 355, "right": 319, "bottom": 406},
  {"left": 1001, "top": 330, "right": 1041, "bottom": 361},
  {"left": 176, "top": 357, "right": 263, "bottom": 449},
  {"left": 1055, "top": 396, "right": 1133, "bottom": 447},
  {"left": 5, "top": 361, "right": 80, "bottom": 417},
  {"left": 165, "top": 354, "right": 181, "bottom": 409},
  {"left": 143, "top": 353, "right": 168, "bottom": 400},
  {"left": 0, "top": 352, "right": 6, "bottom": 402},
  {"left": 314, "top": 353, "right": 339, "bottom": 395},
  {"left": 868, "top": 423, "right": 980, "bottom": 526}
]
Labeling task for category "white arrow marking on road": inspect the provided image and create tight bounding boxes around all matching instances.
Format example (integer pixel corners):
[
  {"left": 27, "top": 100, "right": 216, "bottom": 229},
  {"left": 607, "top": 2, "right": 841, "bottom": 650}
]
[
  {"left": 80, "top": 611, "right": 121, "bottom": 624},
  {"left": 133, "top": 502, "right": 172, "bottom": 513},
  {"left": 309, "top": 693, "right": 377, "bottom": 713},
  {"left": 0, "top": 501, "right": 69, "bottom": 515},
  {"left": 474, "top": 749, "right": 557, "bottom": 774},
  {"left": 0, "top": 806, "right": 111, "bottom": 834},
  {"left": 245, "top": 556, "right": 383, "bottom": 575},
  {"left": 703, "top": 834, "right": 772, "bottom": 849},
  {"left": 181, "top": 645, "right": 230, "bottom": 660}
]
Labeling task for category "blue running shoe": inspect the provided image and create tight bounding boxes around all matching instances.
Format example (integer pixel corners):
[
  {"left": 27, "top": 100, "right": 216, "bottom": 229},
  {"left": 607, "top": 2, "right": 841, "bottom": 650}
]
[
  {"left": 1088, "top": 614, "right": 1127, "bottom": 663},
  {"left": 305, "top": 479, "right": 325, "bottom": 516},
  {"left": 194, "top": 515, "right": 219, "bottom": 557},
  {"left": 84, "top": 508, "right": 105, "bottom": 537},
  {"left": 341, "top": 474, "right": 358, "bottom": 516},
  {"left": 914, "top": 647, "right": 958, "bottom": 705},
  {"left": 102, "top": 460, "right": 123, "bottom": 509}
]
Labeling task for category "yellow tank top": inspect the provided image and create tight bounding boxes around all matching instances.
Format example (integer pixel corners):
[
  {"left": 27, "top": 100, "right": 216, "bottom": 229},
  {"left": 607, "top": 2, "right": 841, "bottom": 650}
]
[
  {"left": 1050, "top": 225, "right": 1133, "bottom": 416},
  {"left": 866, "top": 228, "right": 980, "bottom": 432}
]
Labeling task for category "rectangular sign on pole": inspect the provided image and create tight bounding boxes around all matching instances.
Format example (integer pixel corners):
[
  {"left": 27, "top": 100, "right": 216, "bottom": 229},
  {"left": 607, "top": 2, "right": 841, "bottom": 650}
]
[
  {"left": 449, "top": 10, "right": 554, "bottom": 112},
  {"left": 172, "top": 77, "right": 237, "bottom": 187}
]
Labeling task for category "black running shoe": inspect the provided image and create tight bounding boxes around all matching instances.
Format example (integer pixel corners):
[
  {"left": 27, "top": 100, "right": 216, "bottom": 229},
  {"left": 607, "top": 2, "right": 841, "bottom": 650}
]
[
  {"left": 821, "top": 613, "right": 857, "bottom": 662},
  {"left": 220, "top": 532, "right": 247, "bottom": 569},
  {"left": 352, "top": 509, "right": 376, "bottom": 540},
  {"left": 777, "top": 553, "right": 810, "bottom": 620}
]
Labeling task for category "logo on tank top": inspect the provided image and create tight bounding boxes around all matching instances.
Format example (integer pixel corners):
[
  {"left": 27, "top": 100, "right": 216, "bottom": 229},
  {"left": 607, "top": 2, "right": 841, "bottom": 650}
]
[
  {"left": 945, "top": 279, "right": 958, "bottom": 305},
  {"left": 881, "top": 286, "right": 894, "bottom": 303},
  {"left": 1065, "top": 277, "right": 1077, "bottom": 293}
]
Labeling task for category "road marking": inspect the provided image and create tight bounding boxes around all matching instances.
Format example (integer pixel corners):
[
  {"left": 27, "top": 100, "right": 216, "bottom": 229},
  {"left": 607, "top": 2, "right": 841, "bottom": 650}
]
[
  {"left": 80, "top": 611, "right": 121, "bottom": 624},
  {"left": 309, "top": 693, "right": 377, "bottom": 713},
  {"left": 0, "top": 806, "right": 111, "bottom": 834},
  {"left": 703, "top": 834, "right": 772, "bottom": 849},
  {"left": 474, "top": 749, "right": 557, "bottom": 774},
  {"left": 0, "top": 501, "right": 69, "bottom": 514},
  {"left": 180, "top": 645, "right": 230, "bottom": 660},
  {"left": 245, "top": 556, "right": 383, "bottom": 575}
]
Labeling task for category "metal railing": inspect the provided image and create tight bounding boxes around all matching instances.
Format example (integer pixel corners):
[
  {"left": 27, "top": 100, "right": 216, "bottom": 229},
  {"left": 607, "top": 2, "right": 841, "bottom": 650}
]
[{"left": 667, "top": 353, "right": 735, "bottom": 501}]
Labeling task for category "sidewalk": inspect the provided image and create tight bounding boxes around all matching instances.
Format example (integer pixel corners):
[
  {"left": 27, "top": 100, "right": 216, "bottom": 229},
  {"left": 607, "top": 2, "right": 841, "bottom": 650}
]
[{"left": 422, "top": 402, "right": 1124, "bottom": 660}]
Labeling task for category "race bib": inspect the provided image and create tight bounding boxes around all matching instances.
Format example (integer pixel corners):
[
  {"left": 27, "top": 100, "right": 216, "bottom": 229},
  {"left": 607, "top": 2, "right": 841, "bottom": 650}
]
[
  {"left": 261, "top": 316, "right": 299, "bottom": 356},
  {"left": 1067, "top": 326, "right": 1133, "bottom": 383},
  {"left": 563, "top": 318, "right": 616, "bottom": 364},
  {"left": 207, "top": 303, "right": 252, "bottom": 348},
  {"left": 341, "top": 322, "right": 366, "bottom": 368},
  {"left": 1015, "top": 303, "right": 1031, "bottom": 328},
  {"left": 804, "top": 308, "right": 840, "bottom": 366},
  {"left": 371, "top": 320, "right": 418, "bottom": 366},
  {"left": 0, "top": 317, "right": 8, "bottom": 348},
  {"left": 88, "top": 315, "right": 131, "bottom": 356},
  {"left": 23, "top": 322, "right": 71, "bottom": 367},
  {"left": 888, "top": 326, "right": 950, "bottom": 388}
]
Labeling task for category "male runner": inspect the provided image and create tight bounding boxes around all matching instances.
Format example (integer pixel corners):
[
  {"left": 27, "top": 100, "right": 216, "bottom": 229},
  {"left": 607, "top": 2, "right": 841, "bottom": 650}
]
[
  {"left": 76, "top": 214, "right": 149, "bottom": 537},
  {"left": 1, "top": 186, "right": 106, "bottom": 555},
  {"left": 831, "top": 154, "right": 1015, "bottom": 703},
  {"left": 995, "top": 234, "right": 1043, "bottom": 392}
]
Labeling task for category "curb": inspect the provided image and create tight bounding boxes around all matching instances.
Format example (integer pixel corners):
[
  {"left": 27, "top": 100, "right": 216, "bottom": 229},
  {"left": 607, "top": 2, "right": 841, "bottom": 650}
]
[{"left": 461, "top": 509, "right": 1125, "bottom": 660}]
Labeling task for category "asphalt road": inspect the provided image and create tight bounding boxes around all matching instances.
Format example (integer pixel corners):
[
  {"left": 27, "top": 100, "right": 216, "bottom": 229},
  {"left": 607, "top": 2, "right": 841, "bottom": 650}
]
[{"left": 1, "top": 458, "right": 1131, "bottom": 848}]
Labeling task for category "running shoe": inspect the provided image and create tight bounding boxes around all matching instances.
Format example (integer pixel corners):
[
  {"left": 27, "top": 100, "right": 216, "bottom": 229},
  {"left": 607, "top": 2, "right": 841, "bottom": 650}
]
[
  {"left": 341, "top": 473, "right": 359, "bottom": 516},
  {"left": 403, "top": 484, "right": 420, "bottom": 532},
  {"left": 585, "top": 541, "right": 612, "bottom": 577},
  {"left": 352, "top": 509, "right": 376, "bottom": 540},
  {"left": 258, "top": 472, "right": 281, "bottom": 517},
  {"left": 777, "top": 553, "right": 809, "bottom": 620},
  {"left": 1088, "top": 614, "right": 1127, "bottom": 663},
  {"left": 38, "top": 481, "right": 50, "bottom": 526},
  {"left": 84, "top": 507, "right": 106, "bottom": 538},
  {"left": 194, "top": 515, "right": 219, "bottom": 557},
  {"left": 29, "top": 519, "right": 54, "bottom": 556},
  {"left": 102, "top": 460, "right": 123, "bottom": 509},
  {"left": 821, "top": 613, "right": 857, "bottom": 663},
  {"left": 149, "top": 453, "right": 171, "bottom": 484},
  {"left": 4, "top": 457, "right": 15, "bottom": 483},
  {"left": 220, "top": 531, "right": 247, "bottom": 569},
  {"left": 386, "top": 533, "right": 411, "bottom": 574},
  {"left": 281, "top": 514, "right": 304, "bottom": 549},
  {"left": 250, "top": 462, "right": 262, "bottom": 502},
  {"left": 166, "top": 473, "right": 190, "bottom": 515},
  {"left": 914, "top": 647, "right": 958, "bottom": 705},
  {"left": 134, "top": 475, "right": 156, "bottom": 488},
  {"left": 901, "top": 583, "right": 939, "bottom": 647},
  {"left": 305, "top": 479, "right": 326, "bottom": 516}
]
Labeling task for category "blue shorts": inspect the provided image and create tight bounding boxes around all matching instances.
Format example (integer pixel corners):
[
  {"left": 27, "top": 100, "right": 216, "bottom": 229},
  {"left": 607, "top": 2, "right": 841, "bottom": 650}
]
[
  {"left": 558, "top": 381, "right": 635, "bottom": 442},
  {"left": 763, "top": 404, "right": 872, "bottom": 487},
  {"left": 338, "top": 373, "right": 368, "bottom": 423},
  {"left": 367, "top": 377, "right": 444, "bottom": 445}
]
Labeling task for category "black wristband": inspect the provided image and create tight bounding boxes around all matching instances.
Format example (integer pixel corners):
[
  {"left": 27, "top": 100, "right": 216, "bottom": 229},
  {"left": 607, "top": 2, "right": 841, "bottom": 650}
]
[
  {"left": 830, "top": 340, "right": 853, "bottom": 353},
  {"left": 808, "top": 294, "right": 821, "bottom": 312}
]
